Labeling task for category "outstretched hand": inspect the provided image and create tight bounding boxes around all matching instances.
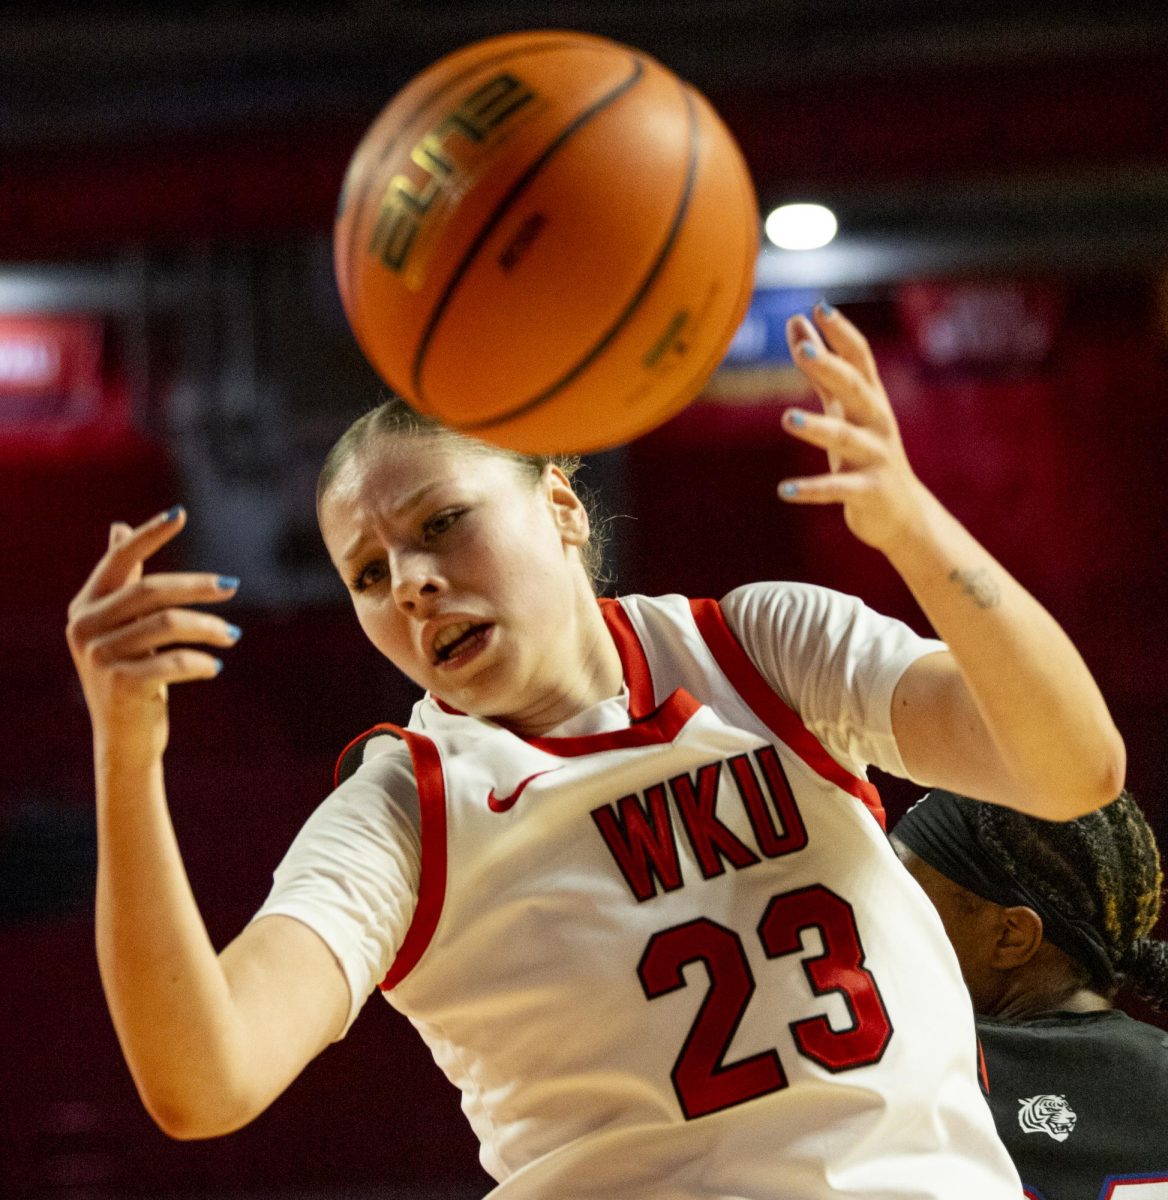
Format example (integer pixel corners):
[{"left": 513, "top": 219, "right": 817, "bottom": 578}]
[
  {"left": 779, "top": 303, "right": 927, "bottom": 553},
  {"left": 66, "top": 507, "right": 240, "bottom": 760}
]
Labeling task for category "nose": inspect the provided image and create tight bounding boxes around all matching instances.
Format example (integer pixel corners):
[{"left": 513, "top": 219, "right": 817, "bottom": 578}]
[{"left": 389, "top": 547, "right": 444, "bottom": 612}]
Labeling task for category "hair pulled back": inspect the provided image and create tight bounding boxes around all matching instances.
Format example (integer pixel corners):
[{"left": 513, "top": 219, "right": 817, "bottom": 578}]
[{"left": 317, "top": 395, "right": 607, "bottom": 589}]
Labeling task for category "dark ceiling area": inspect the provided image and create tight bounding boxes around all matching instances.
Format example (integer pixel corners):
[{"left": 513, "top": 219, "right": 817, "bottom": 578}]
[{"left": 3, "top": 1, "right": 1168, "bottom": 266}]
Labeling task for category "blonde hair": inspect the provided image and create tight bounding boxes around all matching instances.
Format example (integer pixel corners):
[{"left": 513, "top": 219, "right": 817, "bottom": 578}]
[{"left": 317, "top": 396, "right": 607, "bottom": 588}]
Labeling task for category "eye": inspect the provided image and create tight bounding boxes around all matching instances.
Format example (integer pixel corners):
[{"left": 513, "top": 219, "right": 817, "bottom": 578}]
[
  {"left": 350, "top": 559, "right": 387, "bottom": 593},
  {"left": 422, "top": 507, "right": 465, "bottom": 541}
]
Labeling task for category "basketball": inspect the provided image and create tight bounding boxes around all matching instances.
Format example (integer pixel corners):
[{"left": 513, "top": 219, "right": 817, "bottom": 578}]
[{"left": 333, "top": 29, "right": 759, "bottom": 454}]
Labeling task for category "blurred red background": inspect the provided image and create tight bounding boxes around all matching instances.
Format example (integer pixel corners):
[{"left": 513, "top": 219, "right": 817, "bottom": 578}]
[{"left": 2, "top": 8, "right": 1166, "bottom": 1198}]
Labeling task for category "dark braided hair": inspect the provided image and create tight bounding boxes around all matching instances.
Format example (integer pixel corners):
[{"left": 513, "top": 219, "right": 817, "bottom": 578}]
[{"left": 962, "top": 789, "right": 1168, "bottom": 1009}]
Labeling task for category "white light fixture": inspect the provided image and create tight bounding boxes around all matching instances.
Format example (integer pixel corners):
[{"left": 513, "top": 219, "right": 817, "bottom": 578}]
[{"left": 764, "top": 203, "right": 839, "bottom": 251}]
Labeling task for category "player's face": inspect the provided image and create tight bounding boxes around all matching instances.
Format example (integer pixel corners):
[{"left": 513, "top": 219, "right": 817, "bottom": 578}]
[{"left": 319, "top": 434, "right": 603, "bottom": 732}]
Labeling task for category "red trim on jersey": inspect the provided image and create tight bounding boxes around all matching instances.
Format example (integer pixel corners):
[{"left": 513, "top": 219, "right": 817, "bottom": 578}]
[
  {"left": 333, "top": 722, "right": 399, "bottom": 789},
  {"left": 377, "top": 728, "right": 447, "bottom": 991},
  {"left": 430, "top": 600, "right": 654, "bottom": 722},
  {"left": 688, "top": 597, "right": 886, "bottom": 828},
  {"left": 976, "top": 1036, "right": 989, "bottom": 1093},
  {"left": 525, "top": 689, "right": 700, "bottom": 757},
  {"left": 599, "top": 596, "right": 656, "bottom": 719},
  {"left": 423, "top": 598, "right": 677, "bottom": 747}
]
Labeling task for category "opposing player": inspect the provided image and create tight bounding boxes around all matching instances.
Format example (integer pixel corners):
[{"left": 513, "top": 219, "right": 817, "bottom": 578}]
[
  {"left": 67, "top": 303, "right": 1126, "bottom": 1199},
  {"left": 891, "top": 787, "right": 1168, "bottom": 1200}
]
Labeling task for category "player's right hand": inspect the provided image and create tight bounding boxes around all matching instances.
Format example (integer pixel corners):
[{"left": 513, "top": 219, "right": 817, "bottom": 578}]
[{"left": 66, "top": 506, "right": 241, "bottom": 760}]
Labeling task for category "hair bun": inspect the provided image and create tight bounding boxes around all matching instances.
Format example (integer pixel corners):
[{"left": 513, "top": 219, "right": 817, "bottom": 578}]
[{"left": 1121, "top": 936, "right": 1168, "bottom": 1010}]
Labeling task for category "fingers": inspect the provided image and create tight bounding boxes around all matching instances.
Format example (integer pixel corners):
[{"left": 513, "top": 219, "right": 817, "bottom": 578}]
[
  {"left": 778, "top": 304, "right": 921, "bottom": 550},
  {"left": 785, "top": 307, "right": 892, "bottom": 436},
  {"left": 67, "top": 505, "right": 244, "bottom": 695},
  {"left": 73, "top": 506, "right": 187, "bottom": 613},
  {"left": 812, "top": 301, "right": 879, "bottom": 386},
  {"left": 91, "top": 613, "right": 240, "bottom": 688},
  {"left": 779, "top": 406, "right": 884, "bottom": 470},
  {"left": 88, "top": 606, "right": 242, "bottom": 666},
  {"left": 69, "top": 571, "right": 241, "bottom": 668},
  {"left": 778, "top": 471, "right": 875, "bottom": 506},
  {"left": 75, "top": 571, "right": 240, "bottom": 639},
  {"left": 101, "top": 645, "right": 227, "bottom": 688}
]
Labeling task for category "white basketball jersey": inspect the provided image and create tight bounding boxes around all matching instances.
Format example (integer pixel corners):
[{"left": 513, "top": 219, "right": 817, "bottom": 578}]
[{"left": 338, "top": 593, "right": 1022, "bottom": 1200}]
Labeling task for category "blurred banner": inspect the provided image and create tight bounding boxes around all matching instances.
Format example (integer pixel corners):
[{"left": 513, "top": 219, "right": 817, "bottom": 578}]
[
  {"left": 0, "top": 315, "right": 105, "bottom": 429},
  {"left": 722, "top": 286, "right": 820, "bottom": 366},
  {"left": 896, "top": 280, "right": 1066, "bottom": 371},
  {"left": 703, "top": 286, "right": 819, "bottom": 404}
]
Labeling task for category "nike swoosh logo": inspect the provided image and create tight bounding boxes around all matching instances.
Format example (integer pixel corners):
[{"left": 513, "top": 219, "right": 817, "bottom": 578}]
[{"left": 487, "top": 768, "right": 561, "bottom": 813}]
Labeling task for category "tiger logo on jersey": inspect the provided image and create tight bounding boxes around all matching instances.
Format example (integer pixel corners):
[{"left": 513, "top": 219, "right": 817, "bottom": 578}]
[{"left": 1017, "top": 1094, "right": 1077, "bottom": 1141}]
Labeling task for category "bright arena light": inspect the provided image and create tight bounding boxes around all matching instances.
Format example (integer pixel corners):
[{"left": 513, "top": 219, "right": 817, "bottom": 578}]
[{"left": 764, "top": 203, "right": 839, "bottom": 251}]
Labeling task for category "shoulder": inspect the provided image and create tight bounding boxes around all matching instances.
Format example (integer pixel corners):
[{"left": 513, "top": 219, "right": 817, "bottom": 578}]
[
  {"left": 977, "top": 1010, "right": 1168, "bottom": 1068},
  {"left": 720, "top": 580, "right": 867, "bottom": 635},
  {"left": 297, "top": 734, "right": 421, "bottom": 852},
  {"left": 615, "top": 582, "right": 864, "bottom": 639},
  {"left": 336, "top": 724, "right": 418, "bottom": 789}
]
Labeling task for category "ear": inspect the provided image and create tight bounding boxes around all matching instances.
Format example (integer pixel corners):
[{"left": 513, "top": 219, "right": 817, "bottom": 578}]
[
  {"left": 989, "top": 905, "right": 1045, "bottom": 970},
  {"left": 544, "top": 464, "right": 590, "bottom": 547}
]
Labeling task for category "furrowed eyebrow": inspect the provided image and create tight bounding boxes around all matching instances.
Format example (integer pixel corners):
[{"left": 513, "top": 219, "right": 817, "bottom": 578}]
[
  {"left": 337, "top": 482, "right": 446, "bottom": 563},
  {"left": 391, "top": 481, "right": 444, "bottom": 518}
]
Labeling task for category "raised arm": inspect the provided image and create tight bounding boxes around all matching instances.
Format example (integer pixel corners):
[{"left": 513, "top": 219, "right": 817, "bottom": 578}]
[
  {"left": 779, "top": 304, "right": 1125, "bottom": 819},
  {"left": 66, "top": 509, "right": 349, "bottom": 1138}
]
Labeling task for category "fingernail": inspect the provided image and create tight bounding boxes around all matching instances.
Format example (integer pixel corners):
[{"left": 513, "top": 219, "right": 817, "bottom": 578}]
[
  {"left": 163, "top": 505, "right": 184, "bottom": 523},
  {"left": 817, "top": 300, "right": 837, "bottom": 318},
  {"left": 787, "top": 409, "right": 806, "bottom": 428},
  {"left": 217, "top": 576, "right": 240, "bottom": 591},
  {"left": 800, "top": 341, "right": 817, "bottom": 359},
  {"left": 780, "top": 481, "right": 799, "bottom": 498},
  {"left": 211, "top": 658, "right": 224, "bottom": 675},
  {"left": 224, "top": 624, "right": 242, "bottom": 642}
]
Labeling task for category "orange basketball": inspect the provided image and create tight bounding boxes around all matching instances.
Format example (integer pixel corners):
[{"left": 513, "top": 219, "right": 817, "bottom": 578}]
[{"left": 334, "top": 29, "right": 758, "bottom": 454}]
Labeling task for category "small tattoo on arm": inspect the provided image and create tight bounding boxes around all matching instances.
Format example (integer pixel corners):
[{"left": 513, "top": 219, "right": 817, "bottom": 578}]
[{"left": 948, "top": 567, "right": 1001, "bottom": 609}]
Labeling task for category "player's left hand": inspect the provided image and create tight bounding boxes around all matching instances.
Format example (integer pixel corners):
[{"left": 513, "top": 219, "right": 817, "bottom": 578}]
[{"left": 779, "top": 302, "right": 929, "bottom": 553}]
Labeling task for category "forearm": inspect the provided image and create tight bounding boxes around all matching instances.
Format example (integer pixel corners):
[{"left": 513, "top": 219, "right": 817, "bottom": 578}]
[
  {"left": 73, "top": 512, "right": 343, "bottom": 1138},
  {"left": 94, "top": 744, "right": 260, "bottom": 1138},
  {"left": 887, "top": 486, "right": 1125, "bottom": 817}
]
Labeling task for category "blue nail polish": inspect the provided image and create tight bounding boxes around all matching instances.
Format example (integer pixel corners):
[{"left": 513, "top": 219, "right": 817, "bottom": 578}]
[
  {"left": 801, "top": 342, "right": 817, "bottom": 359},
  {"left": 211, "top": 658, "right": 224, "bottom": 675},
  {"left": 788, "top": 409, "right": 806, "bottom": 428},
  {"left": 164, "top": 505, "right": 183, "bottom": 523},
  {"left": 218, "top": 576, "right": 240, "bottom": 591},
  {"left": 780, "top": 482, "right": 799, "bottom": 498},
  {"left": 224, "top": 624, "right": 242, "bottom": 642},
  {"left": 817, "top": 300, "right": 837, "bottom": 318}
]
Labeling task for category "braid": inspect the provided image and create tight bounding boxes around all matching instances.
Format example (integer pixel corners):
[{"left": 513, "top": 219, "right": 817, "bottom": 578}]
[{"left": 965, "top": 790, "right": 1168, "bottom": 1008}]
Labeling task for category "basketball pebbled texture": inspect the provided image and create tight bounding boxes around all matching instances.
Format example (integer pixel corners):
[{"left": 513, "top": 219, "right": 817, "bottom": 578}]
[{"left": 334, "top": 29, "right": 759, "bottom": 454}]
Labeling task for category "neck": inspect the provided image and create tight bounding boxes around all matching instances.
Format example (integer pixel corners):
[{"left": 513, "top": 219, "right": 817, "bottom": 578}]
[
  {"left": 494, "top": 594, "right": 624, "bottom": 738},
  {"left": 988, "top": 975, "right": 1114, "bottom": 1020}
]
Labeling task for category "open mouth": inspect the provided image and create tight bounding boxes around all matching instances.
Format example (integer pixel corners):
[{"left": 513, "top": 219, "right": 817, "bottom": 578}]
[{"left": 432, "top": 622, "right": 492, "bottom": 665}]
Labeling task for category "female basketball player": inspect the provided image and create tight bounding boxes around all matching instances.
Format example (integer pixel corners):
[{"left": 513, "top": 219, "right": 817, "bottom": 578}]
[
  {"left": 891, "top": 787, "right": 1168, "bottom": 1200},
  {"left": 67, "top": 303, "right": 1125, "bottom": 1199}
]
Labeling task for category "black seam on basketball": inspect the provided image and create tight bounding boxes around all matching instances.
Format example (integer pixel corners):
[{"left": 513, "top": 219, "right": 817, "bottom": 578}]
[
  {"left": 625, "top": 96, "right": 756, "bottom": 434},
  {"left": 441, "top": 77, "right": 701, "bottom": 433},
  {"left": 342, "top": 37, "right": 600, "bottom": 333},
  {"left": 410, "top": 55, "right": 649, "bottom": 406}
]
